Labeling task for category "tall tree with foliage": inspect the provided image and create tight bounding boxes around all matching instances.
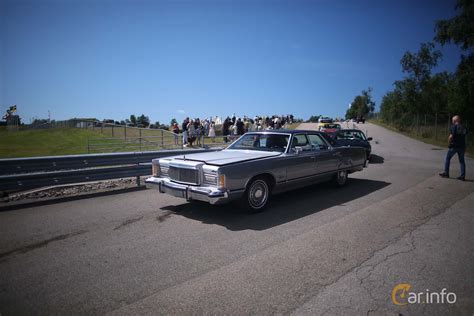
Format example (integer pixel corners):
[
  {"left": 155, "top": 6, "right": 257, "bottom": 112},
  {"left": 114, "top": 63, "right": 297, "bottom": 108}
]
[
  {"left": 136, "top": 114, "right": 150, "bottom": 127},
  {"left": 435, "top": 0, "right": 474, "bottom": 122},
  {"left": 435, "top": 0, "right": 474, "bottom": 50},
  {"left": 129, "top": 114, "right": 137, "bottom": 126},
  {"left": 345, "top": 88, "right": 375, "bottom": 120},
  {"left": 306, "top": 115, "right": 321, "bottom": 123},
  {"left": 380, "top": 42, "right": 447, "bottom": 125}
]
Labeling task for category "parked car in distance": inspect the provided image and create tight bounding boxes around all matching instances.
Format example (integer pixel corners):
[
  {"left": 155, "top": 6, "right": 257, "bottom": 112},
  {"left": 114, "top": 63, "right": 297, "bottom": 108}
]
[
  {"left": 356, "top": 116, "right": 365, "bottom": 124},
  {"left": 146, "top": 130, "right": 368, "bottom": 212},
  {"left": 319, "top": 123, "right": 341, "bottom": 133},
  {"left": 323, "top": 129, "right": 373, "bottom": 160},
  {"left": 317, "top": 117, "right": 333, "bottom": 130}
]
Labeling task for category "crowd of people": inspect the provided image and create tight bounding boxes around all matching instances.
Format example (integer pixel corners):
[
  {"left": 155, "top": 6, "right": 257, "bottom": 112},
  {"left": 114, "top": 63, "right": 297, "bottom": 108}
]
[{"left": 174, "top": 115, "right": 294, "bottom": 147}]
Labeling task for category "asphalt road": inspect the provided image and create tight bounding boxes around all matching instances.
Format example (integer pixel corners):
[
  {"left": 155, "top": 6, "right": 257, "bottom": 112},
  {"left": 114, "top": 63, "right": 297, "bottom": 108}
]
[{"left": 1, "top": 123, "right": 473, "bottom": 315}]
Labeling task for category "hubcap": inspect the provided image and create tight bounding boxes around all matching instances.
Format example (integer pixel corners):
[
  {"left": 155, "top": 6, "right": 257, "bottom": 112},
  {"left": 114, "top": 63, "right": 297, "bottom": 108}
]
[{"left": 248, "top": 180, "right": 268, "bottom": 209}]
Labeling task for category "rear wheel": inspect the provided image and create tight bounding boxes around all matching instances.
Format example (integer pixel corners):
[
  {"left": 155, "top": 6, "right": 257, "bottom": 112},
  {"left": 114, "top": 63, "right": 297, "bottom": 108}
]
[
  {"left": 334, "top": 170, "right": 348, "bottom": 187},
  {"left": 240, "top": 177, "right": 271, "bottom": 213}
]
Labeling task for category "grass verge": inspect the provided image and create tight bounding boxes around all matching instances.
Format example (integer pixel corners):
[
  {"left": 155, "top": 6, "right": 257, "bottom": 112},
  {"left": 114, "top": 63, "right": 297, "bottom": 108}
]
[
  {"left": 369, "top": 119, "right": 474, "bottom": 157},
  {"left": 0, "top": 128, "right": 106, "bottom": 158}
]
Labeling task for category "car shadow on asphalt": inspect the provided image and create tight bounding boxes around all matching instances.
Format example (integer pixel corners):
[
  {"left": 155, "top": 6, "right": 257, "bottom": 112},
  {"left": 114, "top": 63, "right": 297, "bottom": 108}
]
[
  {"left": 160, "top": 178, "right": 390, "bottom": 231},
  {"left": 369, "top": 154, "right": 384, "bottom": 164}
]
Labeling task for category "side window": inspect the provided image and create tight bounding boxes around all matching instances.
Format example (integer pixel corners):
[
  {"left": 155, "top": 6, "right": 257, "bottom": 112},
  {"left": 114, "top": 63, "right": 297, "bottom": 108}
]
[
  {"left": 291, "top": 134, "right": 311, "bottom": 151},
  {"left": 308, "top": 134, "right": 329, "bottom": 150}
]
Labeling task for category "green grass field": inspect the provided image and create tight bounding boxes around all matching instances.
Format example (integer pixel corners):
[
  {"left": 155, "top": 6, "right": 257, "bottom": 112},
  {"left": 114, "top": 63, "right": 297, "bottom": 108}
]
[{"left": 0, "top": 127, "right": 106, "bottom": 158}]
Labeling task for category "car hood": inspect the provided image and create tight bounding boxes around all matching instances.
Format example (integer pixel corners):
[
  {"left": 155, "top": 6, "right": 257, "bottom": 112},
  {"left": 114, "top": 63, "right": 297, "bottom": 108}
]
[{"left": 170, "top": 149, "right": 282, "bottom": 166}]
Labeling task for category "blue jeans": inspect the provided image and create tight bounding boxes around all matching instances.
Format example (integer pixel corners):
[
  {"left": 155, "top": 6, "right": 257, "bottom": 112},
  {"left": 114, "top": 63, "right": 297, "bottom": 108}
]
[
  {"left": 182, "top": 130, "right": 188, "bottom": 145},
  {"left": 444, "top": 147, "right": 465, "bottom": 178}
]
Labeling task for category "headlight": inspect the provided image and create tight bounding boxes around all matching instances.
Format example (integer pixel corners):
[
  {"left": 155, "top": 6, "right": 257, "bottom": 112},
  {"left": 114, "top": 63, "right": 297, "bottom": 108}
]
[
  {"left": 159, "top": 164, "right": 169, "bottom": 177},
  {"left": 153, "top": 162, "right": 169, "bottom": 177},
  {"left": 203, "top": 170, "right": 217, "bottom": 186},
  {"left": 202, "top": 167, "right": 221, "bottom": 187}
]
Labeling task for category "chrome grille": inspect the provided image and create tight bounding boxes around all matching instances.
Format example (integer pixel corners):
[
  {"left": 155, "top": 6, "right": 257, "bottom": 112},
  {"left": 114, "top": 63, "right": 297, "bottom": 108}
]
[{"left": 169, "top": 166, "right": 199, "bottom": 184}]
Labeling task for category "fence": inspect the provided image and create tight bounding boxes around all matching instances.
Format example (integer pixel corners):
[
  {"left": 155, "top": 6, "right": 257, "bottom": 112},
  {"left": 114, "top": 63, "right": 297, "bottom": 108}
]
[
  {"left": 0, "top": 148, "right": 217, "bottom": 193},
  {"left": 86, "top": 124, "right": 239, "bottom": 153},
  {"left": 21, "top": 120, "right": 262, "bottom": 154}
]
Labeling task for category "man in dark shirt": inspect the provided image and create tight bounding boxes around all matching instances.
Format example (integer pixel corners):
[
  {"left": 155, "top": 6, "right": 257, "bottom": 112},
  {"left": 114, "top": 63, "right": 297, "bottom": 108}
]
[
  {"left": 439, "top": 115, "right": 467, "bottom": 181},
  {"left": 236, "top": 118, "right": 244, "bottom": 135},
  {"left": 182, "top": 117, "right": 189, "bottom": 146}
]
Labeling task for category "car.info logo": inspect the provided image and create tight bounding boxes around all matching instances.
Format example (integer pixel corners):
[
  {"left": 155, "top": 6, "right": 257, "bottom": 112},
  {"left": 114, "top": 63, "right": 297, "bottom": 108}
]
[{"left": 391, "top": 283, "right": 457, "bottom": 305}]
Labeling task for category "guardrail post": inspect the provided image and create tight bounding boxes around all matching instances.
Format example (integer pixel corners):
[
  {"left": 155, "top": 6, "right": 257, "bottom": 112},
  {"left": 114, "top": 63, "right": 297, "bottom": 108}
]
[
  {"left": 124, "top": 126, "right": 127, "bottom": 139},
  {"left": 136, "top": 175, "right": 141, "bottom": 187},
  {"left": 139, "top": 128, "right": 142, "bottom": 151},
  {"left": 112, "top": 125, "right": 114, "bottom": 138}
]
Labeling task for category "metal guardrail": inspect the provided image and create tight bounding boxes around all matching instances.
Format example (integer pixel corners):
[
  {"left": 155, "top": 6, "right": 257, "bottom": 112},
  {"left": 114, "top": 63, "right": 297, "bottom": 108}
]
[{"left": 0, "top": 149, "right": 217, "bottom": 193}]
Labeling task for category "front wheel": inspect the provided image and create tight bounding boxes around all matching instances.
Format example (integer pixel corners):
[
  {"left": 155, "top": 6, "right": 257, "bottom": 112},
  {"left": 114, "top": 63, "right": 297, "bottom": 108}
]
[
  {"left": 334, "top": 170, "right": 348, "bottom": 187},
  {"left": 240, "top": 177, "right": 271, "bottom": 213}
]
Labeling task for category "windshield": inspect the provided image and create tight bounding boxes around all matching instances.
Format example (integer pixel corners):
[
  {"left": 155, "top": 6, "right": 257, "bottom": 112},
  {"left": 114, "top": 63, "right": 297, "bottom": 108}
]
[
  {"left": 336, "top": 130, "right": 367, "bottom": 140},
  {"left": 227, "top": 133, "right": 290, "bottom": 153}
]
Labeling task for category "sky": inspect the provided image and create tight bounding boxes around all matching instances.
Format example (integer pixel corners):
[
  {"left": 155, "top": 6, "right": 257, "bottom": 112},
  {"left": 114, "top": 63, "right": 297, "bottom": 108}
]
[{"left": 0, "top": 0, "right": 463, "bottom": 124}]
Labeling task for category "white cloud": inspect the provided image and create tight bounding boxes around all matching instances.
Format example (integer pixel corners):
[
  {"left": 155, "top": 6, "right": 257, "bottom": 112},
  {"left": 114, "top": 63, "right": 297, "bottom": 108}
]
[{"left": 177, "top": 109, "right": 186, "bottom": 114}]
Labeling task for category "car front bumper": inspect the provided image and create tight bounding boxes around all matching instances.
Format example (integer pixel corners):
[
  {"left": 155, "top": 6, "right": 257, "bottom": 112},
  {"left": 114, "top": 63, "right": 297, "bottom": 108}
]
[{"left": 145, "top": 176, "right": 230, "bottom": 205}]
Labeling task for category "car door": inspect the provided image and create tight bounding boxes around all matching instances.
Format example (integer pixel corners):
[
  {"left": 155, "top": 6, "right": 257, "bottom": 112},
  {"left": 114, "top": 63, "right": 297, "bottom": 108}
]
[
  {"left": 286, "top": 134, "right": 317, "bottom": 181},
  {"left": 307, "top": 133, "right": 339, "bottom": 174}
]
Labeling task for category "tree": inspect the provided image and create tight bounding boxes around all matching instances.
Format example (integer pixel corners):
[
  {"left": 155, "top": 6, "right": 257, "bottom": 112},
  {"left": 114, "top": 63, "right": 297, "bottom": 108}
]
[
  {"left": 379, "top": 0, "right": 474, "bottom": 128},
  {"left": 448, "top": 54, "right": 474, "bottom": 121},
  {"left": 379, "top": 42, "right": 447, "bottom": 124},
  {"left": 307, "top": 115, "right": 320, "bottom": 123},
  {"left": 345, "top": 88, "right": 375, "bottom": 119},
  {"left": 129, "top": 115, "right": 136, "bottom": 126},
  {"left": 136, "top": 114, "right": 150, "bottom": 127},
  {"left": 435, "top": 0, "right": 474, "bottom": 122},
  {"left": 400, "top": 42, "right": 442, "bottom": 86},
  {"left": 435, "top": 0, "right": 474, "bottom": 50},
  {"left": 154, "top": 121, "right": 169, "bottom": 130}
]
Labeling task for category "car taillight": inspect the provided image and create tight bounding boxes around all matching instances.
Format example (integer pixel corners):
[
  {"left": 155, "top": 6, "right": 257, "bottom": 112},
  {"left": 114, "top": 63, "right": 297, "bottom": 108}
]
[{"left": 152, "top": 163, "right": 158, "bottom": 176}]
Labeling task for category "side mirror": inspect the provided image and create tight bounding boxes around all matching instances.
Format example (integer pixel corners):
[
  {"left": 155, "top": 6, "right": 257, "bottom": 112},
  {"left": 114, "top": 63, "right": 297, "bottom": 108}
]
[{"left": 367, "top": 137, "right": 373, "bottom": 141}]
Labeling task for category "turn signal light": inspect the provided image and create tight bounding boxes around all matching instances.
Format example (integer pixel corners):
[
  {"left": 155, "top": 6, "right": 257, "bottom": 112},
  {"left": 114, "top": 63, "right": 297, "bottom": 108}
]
[{"left": 218, "top": 174, "right": 226, "bottom": 188}]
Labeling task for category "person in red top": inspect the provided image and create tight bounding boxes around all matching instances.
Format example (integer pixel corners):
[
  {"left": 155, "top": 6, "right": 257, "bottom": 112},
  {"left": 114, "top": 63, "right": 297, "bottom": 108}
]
[{"left": 172, "top": 123, "right": 179, "bottom": 146}]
